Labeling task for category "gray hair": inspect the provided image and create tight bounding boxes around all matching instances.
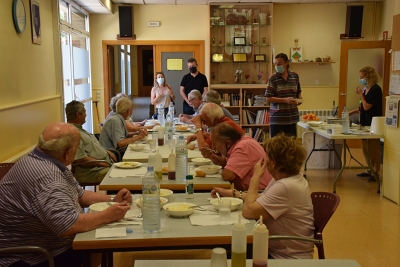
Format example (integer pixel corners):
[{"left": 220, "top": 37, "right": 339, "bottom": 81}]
[
  {"left": 211, "top": 122, "right": 243, "bottom": 143},
  {"left": 38, "top": 132, "right": 78, "bottom": 157},
  {"left": 199, "top": 102, "right": 224, "bottom": 123},
  {"left": 65, "top": 100, "right": 84, "bottom": 121},
  {"left": 204, "top": 90, "right": 221, "bottom": 105},
  {"left": 116, "top": 97, "right": 132, "bottom": 114},
  {"left": 188, "top": 89, "right": 202, "bottom": 100},
  {"left": 110, "top": 93, "right": 128, "bottom": 112}
]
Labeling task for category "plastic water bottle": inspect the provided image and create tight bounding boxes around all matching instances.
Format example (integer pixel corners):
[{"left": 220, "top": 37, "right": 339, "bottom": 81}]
[
  {"left": 252, "top": 215, "right": 268, "bottom": 267},
  {"left": 158, "top": 104, "right": 165, "bottom": 127},
  {"left": 175, "top": 135, "right": 188, "bottom": 181},
  {"left": 166, "top": 102, "right": 175, "bottom": 127},
  {"left": 342, "top": 106, "right": 350, "bottom": 133},
  {"left": 165, "top": 103, "right": 174, "bottom": 142},
  {"left": 142, "top": 166, "right": 160, "bottom": 233}
]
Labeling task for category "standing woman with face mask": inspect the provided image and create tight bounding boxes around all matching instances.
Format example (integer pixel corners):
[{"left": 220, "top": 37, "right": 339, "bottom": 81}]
[
  {"left": 350, "top": 66, "right": 382, "bottom": 181},
  {"left": 151, "top": 72, "right": 175, "bottom": 118},
  {"left": 265, "top": 53, "right": 302, "bottom": 138}
]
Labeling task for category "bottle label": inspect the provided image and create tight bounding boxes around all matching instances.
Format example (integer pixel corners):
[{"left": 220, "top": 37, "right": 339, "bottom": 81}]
[
  {"left": 142, "top": 184, "right": 159, "bottom": 195},
  {"left": 186, "top": 183, "right": 194, "bottom": 194},
  {"left": 176, "top": 147, "right": 188, "bottom": 156}
]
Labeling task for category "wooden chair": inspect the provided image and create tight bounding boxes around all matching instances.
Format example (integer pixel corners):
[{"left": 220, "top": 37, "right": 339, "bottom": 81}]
[
  {"left": 269, "top": 192, "right": 340, "bottom": 259},
  {"left": 0, "top": 163, "right": 55, "bottom": 266}
]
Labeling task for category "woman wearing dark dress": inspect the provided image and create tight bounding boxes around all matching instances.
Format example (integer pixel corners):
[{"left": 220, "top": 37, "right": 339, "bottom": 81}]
[{"left": 350, "top": 66, "right": 383, "bottom": 181}]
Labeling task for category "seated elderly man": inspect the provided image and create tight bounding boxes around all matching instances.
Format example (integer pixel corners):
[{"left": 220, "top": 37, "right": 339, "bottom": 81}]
[
  {"left": 100, "top": 97, "right": 148, "bottom": 156},
  {"left": 179, "top": 89, "right": 203, "bottom": 123},
  {"left": 0, "top": 122, "right": 132, "bottom": 267},
  {"left": 105, "top": 93, "right": 156, "bottom": 132},
  {"left": 188, "top": 102, "right": 243, "bottom": 150},
  {"left": 202, "top": 122, "right": 272, "bottom": 191},
  {"left": 203, "top": 89, "right": 234, "bottom": 120},
  {"left": 211, "top": 133, "right": 314, "bottom": 259},
  {"left": 66, "top": 100, "right": 116, "bottom": 184}
]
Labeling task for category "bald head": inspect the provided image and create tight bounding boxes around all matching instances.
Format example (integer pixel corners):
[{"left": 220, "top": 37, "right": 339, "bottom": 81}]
[{"left": 38, "top": 122, "right": 80, "bottom": 162}]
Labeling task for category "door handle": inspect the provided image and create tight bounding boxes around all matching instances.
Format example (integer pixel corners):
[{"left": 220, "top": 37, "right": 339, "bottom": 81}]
[{"left": 340, "top": 92, "right": 348, "bottom": 96}]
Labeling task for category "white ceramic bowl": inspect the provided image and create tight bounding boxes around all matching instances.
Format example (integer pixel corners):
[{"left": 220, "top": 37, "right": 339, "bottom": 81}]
[
  {"left": 307, "top": 121, "right": 322, "bottom": 127},
  {"left": 210, "top": 197, "right": 243, "bottom": 211},
  {"left": 191, "top": 158, "right": 212, "bottom": 166},
  {"left": 128, "top": 144, "right": 146, "bottom": 151},
  {"left": 160, "top": 189, "right": 173, "bottom": 198},
  {"left": 89, "top": 202, "right": 117, "bottom": 213},
  {"left": 134, "top": 197, "right": 168, "bottom": 209},
  {"left": 163, "top": 202, "right": 196, "bottom": 217},
  {"left": 198, "top": 165, "right": 222, "bottom": 174}
]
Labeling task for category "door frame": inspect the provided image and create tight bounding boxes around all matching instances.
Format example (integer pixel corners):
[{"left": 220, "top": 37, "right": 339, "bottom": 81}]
[
  {"left": 338, "top": 40, "right": 392, "bottom": 115},
  {"left": 102, "top": 40, "right": 205, "bottom": 116}
]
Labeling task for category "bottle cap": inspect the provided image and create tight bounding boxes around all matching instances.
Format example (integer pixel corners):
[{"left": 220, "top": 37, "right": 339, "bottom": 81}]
[
  {"left": 147, "top": 166, "right": 154, "bottom": 171},
  {"left": 169, "top": 149, "right": 175, "bottom": 156},
  {"left": 186, "top": 175, "right": 193, "bottom": 180},
  {"left": 254, "top": 215, "right": 267, "bottom": 231},
  {"left": 179, "top": 135, "right": 184, "bottom": 140}
]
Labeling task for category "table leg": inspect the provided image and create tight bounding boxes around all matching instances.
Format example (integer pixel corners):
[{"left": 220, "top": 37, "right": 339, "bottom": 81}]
[
  {"left": 304, "top": 132, "right": 317, "bottom": 171},
  {"left": 333, "top": 139, "right": 347, "bottom": 193}
]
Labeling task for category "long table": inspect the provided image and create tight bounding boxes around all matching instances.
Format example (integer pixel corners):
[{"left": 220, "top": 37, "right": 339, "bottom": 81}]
[
  {"left": 73, "top": 193, "right": 255, "bottom": 267},
  {"left": 123, "top": 133, "right": 202, "bottom": 162},
  {"left": 298, "top": 122, "right": 383, "bottom": 193},
  {"left": 135, "top": 259, "right": 362, "bottom": 267},
  {"left": 99, "top": 162, "right": 231, "bottom": 193}
]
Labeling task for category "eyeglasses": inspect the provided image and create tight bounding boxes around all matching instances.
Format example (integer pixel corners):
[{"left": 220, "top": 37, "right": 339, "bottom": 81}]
[{"left": 188, "top": 98, "right": 195, "bottom": 102}]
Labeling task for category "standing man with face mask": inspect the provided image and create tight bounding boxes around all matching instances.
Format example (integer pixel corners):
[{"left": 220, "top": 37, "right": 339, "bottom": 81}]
[
  {"left": 180, "top": 58, "right": 209, "bottom": 115},
  {"left": 265, "top": 53, "right": 302, "bottom": 137}
]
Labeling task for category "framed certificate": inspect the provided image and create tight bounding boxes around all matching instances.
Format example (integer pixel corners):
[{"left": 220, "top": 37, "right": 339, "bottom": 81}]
[
  {"left": 233, "top": 37, "right": 246, "bottom": 46},
  {"left": 254, "top": 54, "right": 266, "bottom": 62},
  {"left": 233, "top": 53, "right": 247, "bottom": 62}
]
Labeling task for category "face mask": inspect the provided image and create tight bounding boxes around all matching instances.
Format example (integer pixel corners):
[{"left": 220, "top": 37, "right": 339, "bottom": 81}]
[
  {"left": 275, "top": 65, "right": 285, "bottom": 73},
  {"left": 157, "top": 78, "right": 164, "bottom": 85},
  {"left": 360, "top": 78, "right": 367, "bottom": 86},
  {"left": 189, "top": 66, "right": 197, "bottom": 73}
]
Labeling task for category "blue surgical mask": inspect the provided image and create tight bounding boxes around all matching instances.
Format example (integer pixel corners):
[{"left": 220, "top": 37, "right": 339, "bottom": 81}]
[
  {"left": 360, "top": 78, "right": 367, "bottom": 86},
  {"left": 157, "top": 78, "right": 164, "bottom": 85},
  {"left": 275, "top": 65, "right": 285, "bottom": 73}
]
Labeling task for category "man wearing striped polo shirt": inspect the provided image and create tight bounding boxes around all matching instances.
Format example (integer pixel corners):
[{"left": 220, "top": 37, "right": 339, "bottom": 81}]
[
  {"left": 0, "top": 123, "right": 132, "bottom": 267},
  {"left": 265, "top": 53, "right": 303, "bottom": 137}
]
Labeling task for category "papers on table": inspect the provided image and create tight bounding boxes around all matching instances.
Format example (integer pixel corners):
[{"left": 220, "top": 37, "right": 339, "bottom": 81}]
[
  {"left": 189, "top": 205, "right": 250, "bottom": 226},
  {"left": 95, "top": 227, "right": 127, "bottom": 238}
]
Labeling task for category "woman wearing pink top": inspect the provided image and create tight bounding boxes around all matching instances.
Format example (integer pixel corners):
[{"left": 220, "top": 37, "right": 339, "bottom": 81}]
[{"left": 212, "top": 133, "right": 314, "bottom": 259}]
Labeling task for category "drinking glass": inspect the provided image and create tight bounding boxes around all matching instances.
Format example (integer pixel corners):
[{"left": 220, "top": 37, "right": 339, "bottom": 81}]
[
  {"left": 218, "top": 199, "right": 231, "bottom": 221},
  {"left": 210, "top": 247, "right": 227, "bottom": 267},
  {"left": 149, "top": 139, "right": 156, "bottom": 150}
]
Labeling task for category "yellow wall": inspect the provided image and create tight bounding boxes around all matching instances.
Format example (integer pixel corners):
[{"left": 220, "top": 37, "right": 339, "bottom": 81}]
[{"left": 0, "top": 0, "right": 62, "bottom": 161}]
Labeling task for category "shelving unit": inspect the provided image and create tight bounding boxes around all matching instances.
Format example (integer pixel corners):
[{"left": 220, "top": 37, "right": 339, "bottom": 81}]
[
  {"left": 210, "top": 84, "right": 269, "bottom": 142},
  {"left": 210, "top": 4, "right": 272, "bottom": 85}
]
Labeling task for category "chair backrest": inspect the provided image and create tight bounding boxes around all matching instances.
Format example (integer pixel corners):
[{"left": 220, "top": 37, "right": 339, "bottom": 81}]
[
  {"left": 311, "top": 192, "right": 340, "bottom": 240},
  {"left": 0, "top": 163, "right": 15, "bottom": 181}
]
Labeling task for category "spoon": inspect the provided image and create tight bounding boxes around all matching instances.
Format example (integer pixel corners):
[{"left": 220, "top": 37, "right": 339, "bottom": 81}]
[{"left": 215, "top": 192, "right": 222, "bottom": 202}]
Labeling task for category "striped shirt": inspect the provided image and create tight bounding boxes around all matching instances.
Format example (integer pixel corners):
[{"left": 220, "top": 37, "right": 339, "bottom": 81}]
[
  {"left": 265, "top": 70, "right": 301, "bottom": 125},
  {"left": 0, "top": 148, "right": 84, "bottom": 266}
]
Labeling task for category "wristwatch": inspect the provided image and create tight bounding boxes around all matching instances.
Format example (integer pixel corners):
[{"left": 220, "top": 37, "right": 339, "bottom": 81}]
[
  {"left": 109, "top": 195, "right": 116, "bottom": 202},
  {"left": 195, "top": 128, "right": 203, "bottom": 133}
]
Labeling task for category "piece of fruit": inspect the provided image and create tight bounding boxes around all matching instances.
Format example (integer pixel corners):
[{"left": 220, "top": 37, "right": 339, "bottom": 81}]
[{"left": 195, "top": 170, "right": 206, "bottom": 177}]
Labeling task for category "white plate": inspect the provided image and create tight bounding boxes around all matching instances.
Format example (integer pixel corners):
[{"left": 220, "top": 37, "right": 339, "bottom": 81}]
[
  {"left": 210, "top": 197, "right": 243, "bottom": 211},
  {"left": 89, "top": 202, "right": 117, "bottom": 212},
  {"left": 160, "top": 189, "right": 173, "bottom": 198},
  {"left": 163, "top": 202, "right": 196, "bottom": 217},
  {"left": 114, "top": 162, "right": 142, "bottom": 169},
  {"left": 134, "top": 197, "right": 168, "bottom": 209},
  {"left": 191, "top": 158, "right": 212, "bottom": 166},
  {"left": 307, "top": 121, "right": 323, "bottom": 127}
]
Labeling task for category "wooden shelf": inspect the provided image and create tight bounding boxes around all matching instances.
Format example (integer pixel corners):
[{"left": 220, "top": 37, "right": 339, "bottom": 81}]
[
  {"left": 243, "top": 105, "right": 269, "bottom": 108},
  {"left": 291, "top": 62, "right": 335, "bottom": 65},
  {"left": 242, "top": 124, "right": 270, "bottom": 127}
]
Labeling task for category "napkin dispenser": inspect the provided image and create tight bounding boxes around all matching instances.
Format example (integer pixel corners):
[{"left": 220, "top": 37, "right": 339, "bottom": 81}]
[{"left": 370, "top": 117, "right": 385, "bottom": 135}]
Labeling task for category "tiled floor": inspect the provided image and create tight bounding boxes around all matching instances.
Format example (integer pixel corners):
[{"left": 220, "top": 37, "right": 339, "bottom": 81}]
[{"left": 111, "top": 149, "right": 400, "bottom": 267}]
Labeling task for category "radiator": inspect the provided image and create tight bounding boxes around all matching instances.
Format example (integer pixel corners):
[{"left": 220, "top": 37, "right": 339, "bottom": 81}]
[
  {"left": 3, "top": 145, "right": 36, "bottom": 163},
  {"left": 297, "top": 109, "right": 331, "bottom": 139}
]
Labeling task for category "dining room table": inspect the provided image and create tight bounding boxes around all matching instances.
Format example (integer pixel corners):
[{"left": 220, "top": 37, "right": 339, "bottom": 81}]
[
  {"left": 123, "top": 132, "right": 203, "bottom": 162},
  {"left": 73, "top": 193, "right": 255, "bottom": 267},
  {"left": 298, "top": 122, "right": 384, "bottom": 193},
  {"left": 99, "top": 162, "right": 231, "bottom": 193},
  {"left": 134, "top": 259, "right": 362, "bottom": 267}
]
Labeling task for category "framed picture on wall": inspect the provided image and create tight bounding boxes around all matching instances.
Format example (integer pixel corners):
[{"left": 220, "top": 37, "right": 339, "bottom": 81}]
[
  {"left": 234, "top": 37, "right": 246, "bottom": 46},
  {"left": 254, "top": 54, "right": 266, "bottom": 62},
  {"left": 30, "top": 0, "right": 41, "bottom": 44},
  {"left": 233, "top": 53, "right": 247, "bottom": 62}
]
